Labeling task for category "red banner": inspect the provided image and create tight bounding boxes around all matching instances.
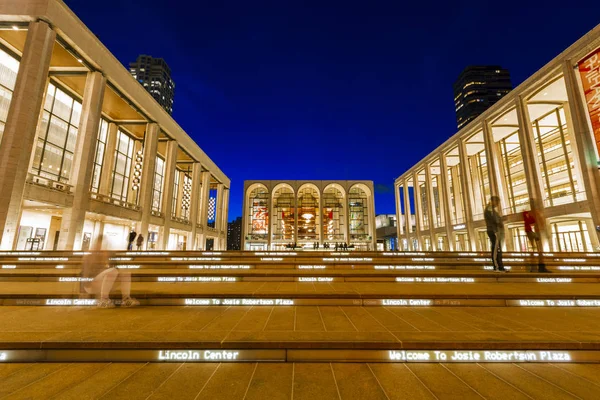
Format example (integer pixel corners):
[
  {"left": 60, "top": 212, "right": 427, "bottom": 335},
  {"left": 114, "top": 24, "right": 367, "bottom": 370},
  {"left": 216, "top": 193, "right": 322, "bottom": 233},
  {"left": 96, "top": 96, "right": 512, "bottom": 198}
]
[{"left": 578, "top": 49, "right": 600, "bottom": 156}]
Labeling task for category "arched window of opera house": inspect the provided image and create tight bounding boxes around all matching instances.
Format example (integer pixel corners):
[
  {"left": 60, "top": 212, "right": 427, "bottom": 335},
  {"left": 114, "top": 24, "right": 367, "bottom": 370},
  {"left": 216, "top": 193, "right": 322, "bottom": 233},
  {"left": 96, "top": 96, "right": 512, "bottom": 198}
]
[
  {"left": 246, "top": 185, "right": 269, "bottom": 240},
  {"left": 348, "top": 185, "right": 370, "bottom": 241},
  {"left": 297, "top": 185, "right": 320, "bottom": 242},
  {"left": 322, "top": 185, "right": 345, "bottom": 242},
  {"left": 271, "top": 185, "right": 295, "bottom": 242}
]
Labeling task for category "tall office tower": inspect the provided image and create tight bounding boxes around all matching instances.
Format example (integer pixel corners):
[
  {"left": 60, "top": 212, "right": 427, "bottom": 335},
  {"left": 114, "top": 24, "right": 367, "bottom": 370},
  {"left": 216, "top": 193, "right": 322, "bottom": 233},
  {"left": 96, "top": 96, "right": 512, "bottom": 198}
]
[
  {"left": 129, "top": 55, "right": 175, "bottom": 114},
  {"left": 454, "top": 66, "right": 512, "bottom": 129},
  {"left": 227, "top": 217, "right": 243, "bottom": 251}
]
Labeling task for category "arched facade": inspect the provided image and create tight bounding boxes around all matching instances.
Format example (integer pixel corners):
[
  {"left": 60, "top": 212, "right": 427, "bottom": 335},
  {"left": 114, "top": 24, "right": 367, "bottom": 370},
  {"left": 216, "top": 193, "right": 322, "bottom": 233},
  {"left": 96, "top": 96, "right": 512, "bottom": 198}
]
[
  {"left": 270, "top": 184, "right": 295, "bottom": 247},
  {"left": 242, "top": 180, "right": 376, "bottom": 250},
  {"left": 348, "top": 184, "right": 374, "bottom": 250},
  {"left": 322, "top": 184, "right": 346, "bottom": 243},
  {"left": 297, "top": 184, "right": 320, "bottom": 244},
  {"left": 244, "top": 183, "right": 269, "bottom": 247}
]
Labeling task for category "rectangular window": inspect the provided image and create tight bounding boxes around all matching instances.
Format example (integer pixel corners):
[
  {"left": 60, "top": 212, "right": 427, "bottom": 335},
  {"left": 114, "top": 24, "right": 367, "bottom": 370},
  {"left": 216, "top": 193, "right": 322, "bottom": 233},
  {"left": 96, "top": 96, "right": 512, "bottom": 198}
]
[
  {"left": 0, "top": 48, "right": 19, "bottom": 144},
  {"left": 110, "top": 130, "right": 134, "bottom": 202},
  {"left": 152, "top": 156, "right": 165, "bottom": 212},
  {"left": 499, "top": 132, "right": 529, "bottom": 213},
  {"left": 171, "top": 170, "right": 180, "bottom": 218},
  {"left": 31, "top": 83, "right": 81, "bottom": 183},
  {"left": 90, "top": 119, "right": 109, "bottom": 193}
]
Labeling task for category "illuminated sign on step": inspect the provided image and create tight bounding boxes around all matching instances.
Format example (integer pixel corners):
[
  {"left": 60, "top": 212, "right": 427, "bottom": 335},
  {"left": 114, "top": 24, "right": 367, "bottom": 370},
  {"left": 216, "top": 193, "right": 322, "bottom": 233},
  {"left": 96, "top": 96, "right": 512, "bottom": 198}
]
[
  {"left": 0, "top": 352, "right": 5, "bottom": 361},
  {"left": 2, "top": 265, "right": 16, "bottom": 269},
  {"left": 298, "top": 265, "right": 326, "bottom": 269},
  {"left": 298, "top": 277, "right": 334, "bottom": 282},
  {"left": 558, "top": 266, "right": 600, "bottom": 271},
  {"left": 255, "top": 252, "right": 296, "bottom": 256},
  {"left": 58, "top": 277, "right": 93, "bottom": 282},
  {"left": 189, "top": 265, "right": 251, "bottom": 269},
  {"left": 536, "top": 278, "right": 572, "bottom": 283},
  {"left": 261, "top": 258, "right": 283, "bottom": 261},
  {"left": 184, "top": 298, "right": 294, "bottom": 306},
  {"left": 158, "top": 350, "right": 239, "bottom": 361},
  {"left": 388, "top": 350, "right": 571, "bottom": 362},
  {"left": 396, "top": 277, "right": 475, "bottom": 283},
  {"left": 157, "top": 277, "right": 236, "bottom": 282},
  {"left": 375, "top": 266, "right": 436, "bottom": 270},
  {"left": 382, "top": 299, "right": 432, "bottom": 306},
  {"left": 518, "top": 299, "right": 600, "bottom": 307},
  {"left": 45, "top": 299, "right": 96, "bottom": 306},
  {"left": 172, "top": 257, "right": 222, "bottom": 261}
]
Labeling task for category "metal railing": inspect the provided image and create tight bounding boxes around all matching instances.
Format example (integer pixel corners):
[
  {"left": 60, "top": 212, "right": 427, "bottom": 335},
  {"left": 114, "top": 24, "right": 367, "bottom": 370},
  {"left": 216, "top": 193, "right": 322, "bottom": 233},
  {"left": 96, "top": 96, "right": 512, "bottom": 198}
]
[
  {"left": 171, "top": 215, "right": 191, "bottom": 225},
  {"left": 89, "top": 192, "right": 141, "bottom": 211},
  {"left": 151, "top": 209, "right": 164, "bottom": 218},
  {"left": 27, "top": 173, "right": 73, "bottom": 194}
]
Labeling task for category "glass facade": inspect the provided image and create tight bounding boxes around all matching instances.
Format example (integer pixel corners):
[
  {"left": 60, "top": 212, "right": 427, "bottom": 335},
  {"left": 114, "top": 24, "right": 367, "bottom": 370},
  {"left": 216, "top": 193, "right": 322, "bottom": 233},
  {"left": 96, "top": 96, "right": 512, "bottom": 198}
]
[
  {"left": 152, "top": 156, "right": 165, "bottom": 212},
  {"left": 297, "top": 186, "right": 319, "bottom": 242},
  {"left": 0, "top": 48, "right": 19, "bottom": 144},
  {"left": 247, "top": 185, "right": 269, "bottom": 240},
  {"left": 271, "top": 186, "right": 295, "bottom": 241},
  {"left": 417, "top": 172, "right": 429, "bottom": 230},
  {"left": 532, "top": 106, "right": 579, "bottom": 206},
  {"left": 348, "top": 186, "right": 369, "bottom": 241},
  {"left": 171, "top": 170, "right": 180, "bottom": 217},
  {"left": 322, "top": 185, "right": 344, "bottom": 242},
  {"left": 32, "top": 83, "right": 82, "bottom": 183},
  {"left": 110, "top": 130, "right": 134, "bottom": 202},
  {"left": 90, "top": 119, "right": 109, "bottom": 193},
  {"left": 498, "top": 131, "right": 529, "bottom": 213},
  {"left": 430, "top": 164, "right": 444, "bottom": 228}
]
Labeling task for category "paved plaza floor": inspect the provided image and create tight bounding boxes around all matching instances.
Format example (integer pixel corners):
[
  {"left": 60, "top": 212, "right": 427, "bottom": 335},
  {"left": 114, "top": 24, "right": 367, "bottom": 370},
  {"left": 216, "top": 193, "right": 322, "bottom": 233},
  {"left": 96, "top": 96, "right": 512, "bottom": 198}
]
[{"left": 1, "top": 361, "right": 599, "bottom": 399}]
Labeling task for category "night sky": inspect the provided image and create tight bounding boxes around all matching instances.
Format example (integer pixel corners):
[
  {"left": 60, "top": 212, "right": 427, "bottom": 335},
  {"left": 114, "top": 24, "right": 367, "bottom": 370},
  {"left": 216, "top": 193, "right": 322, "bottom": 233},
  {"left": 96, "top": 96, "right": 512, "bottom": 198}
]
[{"left": 65, "top": 0, "right": 600, "bottom": 221}]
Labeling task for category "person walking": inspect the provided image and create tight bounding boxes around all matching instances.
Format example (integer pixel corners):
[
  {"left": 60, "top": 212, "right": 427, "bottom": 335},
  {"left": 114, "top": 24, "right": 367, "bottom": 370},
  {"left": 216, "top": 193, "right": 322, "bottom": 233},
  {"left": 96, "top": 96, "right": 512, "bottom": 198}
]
[
  {"left": 127, "top": 229, "right": 137, "bottom": 250},
  {"left": 523, "top": 198, "right": 550, "bottom": 273},
  {"left": 136, "top": 234, "right": 144, "bottom": 251},
  {"left": 484, "top": 196, "right": 507, "bottom": 272}
]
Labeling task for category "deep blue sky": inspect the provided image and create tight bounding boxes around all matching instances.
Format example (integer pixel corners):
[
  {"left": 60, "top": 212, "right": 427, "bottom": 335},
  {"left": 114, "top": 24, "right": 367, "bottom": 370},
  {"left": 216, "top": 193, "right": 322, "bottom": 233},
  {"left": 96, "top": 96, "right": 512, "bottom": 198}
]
[{"left": 65, "top": 0, "right": 600, "bottom": 221}]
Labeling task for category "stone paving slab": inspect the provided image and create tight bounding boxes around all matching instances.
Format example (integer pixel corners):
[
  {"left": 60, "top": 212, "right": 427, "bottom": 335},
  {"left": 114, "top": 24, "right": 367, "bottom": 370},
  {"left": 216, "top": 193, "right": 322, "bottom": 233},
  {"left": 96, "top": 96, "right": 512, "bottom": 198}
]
[
  {"left": 0, "top": 306, "right": 599, "bottom": 350},
  {"left": 0, "top": 362, "right": 598, "bottom": 399}
]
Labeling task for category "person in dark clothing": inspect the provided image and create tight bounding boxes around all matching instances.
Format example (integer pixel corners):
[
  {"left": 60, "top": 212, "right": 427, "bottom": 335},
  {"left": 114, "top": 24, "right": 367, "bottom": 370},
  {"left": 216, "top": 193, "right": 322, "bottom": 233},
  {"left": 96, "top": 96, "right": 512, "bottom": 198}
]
[
  {"left": 484, "top": 196, "right": 507, "bottom": 272},
  {"left": 127, "top": 230, "right": 137, "bottom": 251}
]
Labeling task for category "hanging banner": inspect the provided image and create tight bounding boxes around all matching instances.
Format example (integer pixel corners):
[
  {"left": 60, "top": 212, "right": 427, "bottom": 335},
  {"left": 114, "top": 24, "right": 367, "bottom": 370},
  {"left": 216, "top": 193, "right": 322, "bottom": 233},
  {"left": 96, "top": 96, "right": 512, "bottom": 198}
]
[{"left": 578, "top": 49, "right": 600, "bottom": 156}]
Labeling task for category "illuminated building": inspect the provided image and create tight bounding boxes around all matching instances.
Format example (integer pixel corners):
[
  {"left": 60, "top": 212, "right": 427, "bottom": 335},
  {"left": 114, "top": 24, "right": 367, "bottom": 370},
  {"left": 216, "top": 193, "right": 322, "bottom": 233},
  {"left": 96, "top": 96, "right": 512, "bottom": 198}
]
[
  {"left": 129, "top": 55, "right": 175, "bottom": 115},
  {"left": 396, "top": 26, "right": 600, "bottom": 252},
  {"left": 375, "top": 214, "right": 398, "bottom": 251},
  {"left": 454, "top": 66, "right": 512, "bottom": 129},
  {"left": 227, "top": 217, "right": 242, "bottom": 250},
  {"left": 0, "top": 0, "right": 229, "bottom": 251},
  {"left": 242, "top": 180, "right": 377, "bottom": 251}
]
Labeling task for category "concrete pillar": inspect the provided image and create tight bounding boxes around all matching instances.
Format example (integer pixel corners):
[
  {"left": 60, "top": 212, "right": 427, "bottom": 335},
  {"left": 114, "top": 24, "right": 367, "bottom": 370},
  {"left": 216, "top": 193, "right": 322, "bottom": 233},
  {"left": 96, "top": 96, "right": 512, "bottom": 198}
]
[
  {"left": 219, "top": 187, "right": 230, "bottom": 249},
  {"left": 159, "top": 140, "right": 178, "bottom": 250},
  {"left": 136, "top": 123, "right": 159, "bottom": 248},
  {"left": 563, "top": 61, "right": 600, "bottom": 248},
  {"left": 99, "top": 122, "right": 118, "bottom": 196},
  {"left": 92, "top": 220, "right": 104, "bottom": 250},
  {"left": 394, "top": 183, "right": 402, "bottom": 245},
  {"left": 196, "top": 171, "right": 211, "bottom": 250},
  {"left": 458, "top": 139, "right": 478, "bottom": 251},
  {"left": 267, "top": 187, "right": 273, "bottom": 250},
  {"left": 439, "top": 153, "right": 455, "bottom": 250},
  {"left": 57, "top": 71, "right": 106, "bottom": 250},
  {"left": 412, "top": 173, "right": 422, "bottom": 251},
  {"left": 215, "top": 183, "right": 224, "bottom": 235},
  {"left": 368, "top": 188, "right": 377, "bottom": 251},
  {"left": 0, "top": 21, "right": 55, "bottom": 249},
  {"left": 516, "top": 97, "right": 550, "bottom": 251},
  {"left": 482, "top": 121, "right": 503, "bottom": 203},
  {"left": 424, "top": 165, "right": 437, "bottom": 250},
  {"left": 189, "top": 162, "right": 202, "bottom": 249},
  {"left": 402, "top": 182, "right": 412, "bottom": 250}
]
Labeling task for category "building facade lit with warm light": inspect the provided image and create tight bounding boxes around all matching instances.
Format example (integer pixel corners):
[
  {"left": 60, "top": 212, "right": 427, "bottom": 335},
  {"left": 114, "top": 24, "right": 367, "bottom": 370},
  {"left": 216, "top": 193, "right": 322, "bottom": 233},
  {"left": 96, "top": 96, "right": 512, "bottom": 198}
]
[
  {"left": 0, "top": 0, "right": 229, "bottom": 251},
  {"left": 396, "top": 24, "right": 600, "bottom": 253},
  {"left": 242, "top": 180, "right": 376, "bottom": 251}
]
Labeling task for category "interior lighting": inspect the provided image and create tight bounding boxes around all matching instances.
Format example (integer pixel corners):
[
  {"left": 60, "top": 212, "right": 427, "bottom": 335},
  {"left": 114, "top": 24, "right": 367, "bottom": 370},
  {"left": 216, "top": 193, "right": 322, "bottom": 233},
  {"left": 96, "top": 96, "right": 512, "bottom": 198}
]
[
  {"left": 77, "top": 58, "right": 83, "bottom": 63},
  {"left": 11, "top": 26, "right": 18, "bottom": 31}
]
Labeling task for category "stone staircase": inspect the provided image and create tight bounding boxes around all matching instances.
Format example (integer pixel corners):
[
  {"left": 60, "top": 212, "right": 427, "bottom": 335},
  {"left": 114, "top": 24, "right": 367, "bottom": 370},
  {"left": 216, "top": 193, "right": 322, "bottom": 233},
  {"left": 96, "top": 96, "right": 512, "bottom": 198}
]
[{"left": 0, "top": 250, "right": 599, "bottom": 364}]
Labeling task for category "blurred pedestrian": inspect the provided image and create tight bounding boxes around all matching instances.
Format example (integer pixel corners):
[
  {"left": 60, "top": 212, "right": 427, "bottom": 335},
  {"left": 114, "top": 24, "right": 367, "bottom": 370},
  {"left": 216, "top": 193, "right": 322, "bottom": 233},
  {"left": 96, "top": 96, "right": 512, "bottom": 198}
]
[
  {"left": 484, "top": 196, "right": 507, "bottom": 272},
  {"left": 127, "top": 229, "right": 137, "bottom": 250},
  {"left": 523, "top": 198, "right": 550, "bottom": 273},
  {"left": 136, "top": 234, "right": 144, "bottom": 251},
  {"left": 82, "top": 235, "right": 140, "bottom": 308}
]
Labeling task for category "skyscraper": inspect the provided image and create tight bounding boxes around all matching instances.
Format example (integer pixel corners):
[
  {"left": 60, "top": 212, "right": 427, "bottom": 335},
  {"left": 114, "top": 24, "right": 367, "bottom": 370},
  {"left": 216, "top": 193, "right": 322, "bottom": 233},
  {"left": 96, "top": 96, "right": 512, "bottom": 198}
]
[
  {"left": 129, "top": 55, "right": 175, "bottom": 114},
  {"left": 454, "top": 66, "right": 512, "bottom": 129},
  {"left": 227, "top": 217, "right": 242, "bottom": 251}
]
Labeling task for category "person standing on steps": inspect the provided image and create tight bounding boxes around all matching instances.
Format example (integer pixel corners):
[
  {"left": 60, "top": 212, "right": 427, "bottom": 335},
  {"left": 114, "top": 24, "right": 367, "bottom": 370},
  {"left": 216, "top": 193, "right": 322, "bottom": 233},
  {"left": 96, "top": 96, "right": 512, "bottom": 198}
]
[
  {"left": 523, "top": 198, "right": 551, "bottom": 273},
  {"left": 136, "top": 234, "right": 144, "bottom": 251},
  {"left": 484, "top": 196, "right": 507, "bottom": 272},
  {"left": 127, "top": 229, "right": 137, "bottom": 250}
]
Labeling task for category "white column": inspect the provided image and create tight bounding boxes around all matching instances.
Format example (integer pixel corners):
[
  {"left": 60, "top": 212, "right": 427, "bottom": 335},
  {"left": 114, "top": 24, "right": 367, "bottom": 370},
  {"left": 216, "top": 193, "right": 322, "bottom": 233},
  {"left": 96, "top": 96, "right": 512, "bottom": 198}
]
[
  {"left": 458, "top": 139, "right": 478, "bottom": 251},
  {"left": 57, "top": 71, "right": 106, "bottom": 250},
  {"left": 215, "top": 183, "right": 224, "bottom": 249},
  {"left": 412, "top": 173, "right": 422, "bottom": 251},
  {"left": 0, "top": 21, "right": 55, "bottom": 249},
  {"left": 402, "top": 182, "right": 412, "bottom": 250},
  {"left": 563, "top": 61, "right": 600, "bottom": 247},
  {"left": 197, "top": 171, "right": 211, "bottom": 250},
  {"left": 424, "top": 165, "right": 437, "bottom": 250},
  {"left": 368, "top": 188, "right": 377, "bottom": 251},
  {"left": 516, "top": 97, "right": 549, "bottom": 251},
  {"left": 189, "top": 162, "right": 202, "bottom": 249},
  {"left": 439, "top": 153, "right": 454, "bottom": 250},
  {"left": 137, "top": 123, "right": 159, "bottom": 247},
  {"left": 394, "top": 183, "right": 402, "bottom": 247},
  {"left": 159, "top": 140, "right": 178, "bottom": 250}
]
